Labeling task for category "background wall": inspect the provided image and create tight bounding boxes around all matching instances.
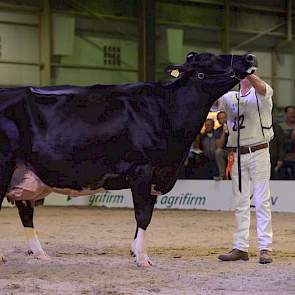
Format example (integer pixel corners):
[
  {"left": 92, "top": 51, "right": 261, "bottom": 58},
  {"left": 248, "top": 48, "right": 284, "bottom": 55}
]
[
  {"left": 0, "top": 10, "right": 39, "bottom": 85},
  {"left": 0, "top": 0, "right": 293, "bottom": 110}
]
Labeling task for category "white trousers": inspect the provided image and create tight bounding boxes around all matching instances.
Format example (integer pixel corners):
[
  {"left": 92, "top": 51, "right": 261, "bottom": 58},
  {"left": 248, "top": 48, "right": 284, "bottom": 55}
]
[{"left": 231, "top": 147, "right": 273, "bottom": 252}]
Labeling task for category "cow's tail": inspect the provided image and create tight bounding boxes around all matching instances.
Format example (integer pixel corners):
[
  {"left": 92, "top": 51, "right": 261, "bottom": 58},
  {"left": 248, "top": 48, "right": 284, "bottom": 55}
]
[
  {"left": 0, "top": 152, "right": 13, "bottom": 209},
  {"left": 0, "top": 156, "right": 15, "bottom": 210},
  {"left": 0, "top": 117, "right": 20, "bottom": 210}
]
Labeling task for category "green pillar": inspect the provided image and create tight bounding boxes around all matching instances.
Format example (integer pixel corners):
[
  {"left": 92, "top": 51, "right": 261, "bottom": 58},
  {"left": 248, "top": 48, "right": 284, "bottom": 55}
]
[
  {"left": 138, "top": 0, "right": 156, "bottom": 82},
  {"left": 39, "top": 0, "right": 51, "bottom": 86},
  {"left": 222, "top": 0, "right": 230, "bottom": 53}
]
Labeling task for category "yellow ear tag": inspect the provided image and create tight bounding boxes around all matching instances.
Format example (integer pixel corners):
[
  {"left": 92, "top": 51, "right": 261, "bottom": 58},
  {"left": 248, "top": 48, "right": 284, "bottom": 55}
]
[{"left": 170, "top": 69, "right": 180, "bottom": 78}]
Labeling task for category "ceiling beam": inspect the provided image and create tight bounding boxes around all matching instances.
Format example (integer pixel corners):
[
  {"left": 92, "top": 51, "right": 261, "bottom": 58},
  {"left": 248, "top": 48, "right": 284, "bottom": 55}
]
[
  {"left": 232, "top": 22, "right": 286, "bottom": 50},
  {"left": 0, "top": 2, "right": 40, "bottom": 13},
  {"left": 158, "top": 0, "right": 295, "bottom": 14}
]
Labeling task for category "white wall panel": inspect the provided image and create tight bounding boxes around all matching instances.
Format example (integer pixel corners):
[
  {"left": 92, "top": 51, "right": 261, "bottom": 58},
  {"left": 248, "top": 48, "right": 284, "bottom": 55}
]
[
  {"left": 55, "top": 36, "right": 138, "bottom": 84},
  {"left": 0, "top": 24, "right": 39, "bottom": 62},
  {"left": 275, "top": 54, "right": 295, "bottom": 107},
  {"left": 0, "top": 64, "right": 39, "bottom": 86},
  {"left": 166, "top": 28, "right": 183, "bottom": 64},
  {"left": 277, "top": 80, "right": 294, "bottom": 107},
  {"left": 0, "top": 11, "right": 40, "bottom": 86},
  {"left": 62, "top": 36, "right": 137, "bottom": 68},
  {"left": 52, "top": 13, "right": 75, "bottom": 55}
]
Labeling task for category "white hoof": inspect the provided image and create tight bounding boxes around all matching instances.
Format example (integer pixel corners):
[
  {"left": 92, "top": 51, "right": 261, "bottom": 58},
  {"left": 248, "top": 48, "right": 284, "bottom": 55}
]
[
  {"left": 131, "top": 228, "right": 152, "bottom": 267},
  {"left": 130, "top": 239, "right": 136, "bottom": 257},
  {"left": 33, "top": 250, "right": 51, "bottom": 261},
  {"left": 135, "top": 253, "right": 153, "bottom": 267}
]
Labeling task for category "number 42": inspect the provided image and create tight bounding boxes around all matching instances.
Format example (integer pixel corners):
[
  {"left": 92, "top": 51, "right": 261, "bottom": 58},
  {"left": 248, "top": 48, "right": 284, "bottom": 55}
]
[{"left": 233, "top": 115, "right": 245, "bottom": 131}]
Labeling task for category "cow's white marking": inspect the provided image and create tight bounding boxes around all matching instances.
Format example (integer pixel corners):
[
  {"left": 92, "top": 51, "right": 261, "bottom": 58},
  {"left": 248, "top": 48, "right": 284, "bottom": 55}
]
[
  {"left": 246, "top": 66, "right": 257, "bottom": 74},
  {"left": 132, "top": 228, "right": 153, "bottom": 267},
  {"left": 33, "top": 250, "right": 50, "bottom": 261},
  {"left": 24, "top": 228, "right": 50, "bottom": 260}
]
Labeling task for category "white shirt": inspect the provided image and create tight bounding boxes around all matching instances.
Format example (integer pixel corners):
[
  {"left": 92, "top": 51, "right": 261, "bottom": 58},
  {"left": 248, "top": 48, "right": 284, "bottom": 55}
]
[{"left": 218, "top": 83, "right": 274, "bottom": 147}]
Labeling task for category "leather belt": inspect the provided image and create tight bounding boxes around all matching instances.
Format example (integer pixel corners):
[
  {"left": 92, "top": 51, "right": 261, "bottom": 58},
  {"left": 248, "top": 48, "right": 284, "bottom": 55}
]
[{"left": 228, "top": 143, "right": 268, "bottom": 155}]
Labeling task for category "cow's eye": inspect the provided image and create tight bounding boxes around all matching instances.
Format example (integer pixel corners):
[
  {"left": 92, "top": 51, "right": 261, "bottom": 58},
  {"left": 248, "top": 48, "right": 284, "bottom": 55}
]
[{"left": 187, "top": 54, "right": 195, "bottom": 63}]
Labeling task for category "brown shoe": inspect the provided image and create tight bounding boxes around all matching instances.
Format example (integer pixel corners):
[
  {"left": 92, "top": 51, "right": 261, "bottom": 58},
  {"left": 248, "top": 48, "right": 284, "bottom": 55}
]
[
  {"left": 218, "top": 249, "right": 249, "bottom": 261},
  {"left": 259, "top": 249, "right": 273, "bottom": 264}
]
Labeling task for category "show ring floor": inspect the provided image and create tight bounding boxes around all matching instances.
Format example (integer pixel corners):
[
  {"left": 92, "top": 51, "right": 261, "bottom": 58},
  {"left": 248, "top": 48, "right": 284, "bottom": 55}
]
[{"left": 0, "top": 207, "right": 295, "bottom": 295}]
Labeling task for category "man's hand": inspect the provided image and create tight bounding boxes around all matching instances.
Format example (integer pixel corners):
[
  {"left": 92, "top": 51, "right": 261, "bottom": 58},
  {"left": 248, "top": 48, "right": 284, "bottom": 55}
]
[
  {"left": 246, "top": 74, "right": 266, "bottom": 96},
  {"left": 223, "top": 123, "right": 229, "bottom": 134}
]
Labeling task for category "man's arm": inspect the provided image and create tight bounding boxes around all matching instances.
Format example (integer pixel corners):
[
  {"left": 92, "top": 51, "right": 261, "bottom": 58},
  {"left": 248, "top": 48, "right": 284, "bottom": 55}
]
[
  {"left": 246, "top": 74, "right": 267, "bottom": 96},
  {"left": 215, "top": 124, "right": 228, "bottom": 149}
]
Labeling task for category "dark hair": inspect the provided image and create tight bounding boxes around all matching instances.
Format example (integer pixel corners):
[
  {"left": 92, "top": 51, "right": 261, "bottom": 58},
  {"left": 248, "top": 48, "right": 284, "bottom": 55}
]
[
  {"left": 284, "top": 106, "right": 295, "bottom": 113},
  {"left": 205, "top": 118, "right": 215, "bottom": 126},
  {"left": 217, "top": 111, "right": 226, "bottom": 120}
]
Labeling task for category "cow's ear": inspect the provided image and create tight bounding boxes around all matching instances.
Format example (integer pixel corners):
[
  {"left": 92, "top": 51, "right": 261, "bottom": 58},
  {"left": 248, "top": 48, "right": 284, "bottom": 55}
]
[
  {"left": 165, "top": 65, "right": 185, "bottom": 78},
  {"left": 186, "top": 52, "right": 197, "bottom": 63}
]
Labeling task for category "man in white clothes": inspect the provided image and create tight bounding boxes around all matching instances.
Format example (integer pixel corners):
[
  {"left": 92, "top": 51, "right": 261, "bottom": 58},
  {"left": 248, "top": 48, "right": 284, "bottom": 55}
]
[{"left": 217, "top": 73, "right": 273, "bottom": 264}]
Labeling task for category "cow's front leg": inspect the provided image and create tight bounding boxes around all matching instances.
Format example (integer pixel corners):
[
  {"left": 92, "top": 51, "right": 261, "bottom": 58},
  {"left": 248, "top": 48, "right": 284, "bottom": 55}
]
[
  {"left": 15, "top": 200, "right": 50, "bottom": 261},
  {"left": 130, "top": 166, "right": 157, "bottom": 267}
]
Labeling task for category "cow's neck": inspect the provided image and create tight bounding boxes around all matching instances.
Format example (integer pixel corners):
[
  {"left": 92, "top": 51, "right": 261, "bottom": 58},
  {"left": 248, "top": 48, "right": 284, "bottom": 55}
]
[{"left": 167, "top": 78, "right": 212, "bottom": 149}]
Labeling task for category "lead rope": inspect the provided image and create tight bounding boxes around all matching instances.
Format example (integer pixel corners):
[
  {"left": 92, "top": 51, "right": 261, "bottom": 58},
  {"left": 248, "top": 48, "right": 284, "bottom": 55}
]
[
  {"left": 230, "top": 54, "right": 243, "bottom": 81},
  {"left": 237, "top": 86, "right": 242, "bottom": 192}
]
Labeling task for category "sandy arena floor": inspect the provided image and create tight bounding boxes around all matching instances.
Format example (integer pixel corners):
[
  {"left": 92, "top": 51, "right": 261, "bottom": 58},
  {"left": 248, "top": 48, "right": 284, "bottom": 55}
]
[{"left": 0, "top": 206, "right": 295, "bottom": 295}]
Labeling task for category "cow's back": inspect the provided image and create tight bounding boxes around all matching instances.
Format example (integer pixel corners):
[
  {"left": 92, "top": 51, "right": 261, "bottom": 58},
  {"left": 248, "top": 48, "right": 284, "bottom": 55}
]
[{"left": 21, "top": 83, "right": 168, "bottom": 189}]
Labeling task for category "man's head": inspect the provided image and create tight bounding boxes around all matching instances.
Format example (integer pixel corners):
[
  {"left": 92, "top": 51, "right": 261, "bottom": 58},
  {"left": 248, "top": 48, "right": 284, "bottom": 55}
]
[
  {"left": 285, "top": 106, "right": 295, "bottom": 124},
  {"left": 204, "top": 118, "right": 215, "bottom": 133},
  {"left": 217, "top": 111, "right": 227, "bottom": 125}
]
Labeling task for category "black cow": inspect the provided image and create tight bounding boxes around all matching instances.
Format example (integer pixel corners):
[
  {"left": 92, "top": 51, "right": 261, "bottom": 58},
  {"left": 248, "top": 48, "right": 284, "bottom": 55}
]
[{"left": 0, "top": 52, "right": 257, "bottom": 266}]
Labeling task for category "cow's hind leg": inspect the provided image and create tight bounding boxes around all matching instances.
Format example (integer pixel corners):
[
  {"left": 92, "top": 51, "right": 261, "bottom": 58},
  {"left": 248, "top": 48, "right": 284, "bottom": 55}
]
[
  {"left": 15, "top": 200, "right": 50, "bottom": 260},
  {"left": 0, "top": 117, "right": 22, "bottom": 262},
  {"left": 130, "top": 165, "right": 157, "bottom": 267},
  {"left": 130, "top": 226, "right": 138, "bottom": 257},
  {"left": 0, "top": 155, "right": 16, "bottom": 263}
]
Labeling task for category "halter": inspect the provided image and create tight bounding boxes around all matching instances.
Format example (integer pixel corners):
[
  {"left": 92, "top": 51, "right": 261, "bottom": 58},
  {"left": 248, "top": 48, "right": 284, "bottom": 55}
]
[
  {"left": 229, "top": 54, "right": 243, "bottom": 81},
  {"left": 194, "top": 54, "right": 243, "bottom": 81}
]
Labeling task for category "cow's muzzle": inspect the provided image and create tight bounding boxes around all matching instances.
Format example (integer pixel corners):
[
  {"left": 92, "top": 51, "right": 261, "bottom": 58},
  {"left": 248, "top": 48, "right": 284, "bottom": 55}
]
[
  {"left": 245, "top": 54, "right": 258, "bottom": 67},
  {"left": 245, "top": 54, "right": 258, "bottom": 74}
]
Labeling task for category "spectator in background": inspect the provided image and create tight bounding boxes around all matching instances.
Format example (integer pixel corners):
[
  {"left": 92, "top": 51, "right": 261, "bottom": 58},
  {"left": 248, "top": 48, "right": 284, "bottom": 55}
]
[
  {"left": 214, "top": 111, "right": 229, "bottom": 180},
  {"left": 269, "top": 122, "right": 285, "bottom": 179},
  {"left": 199, "top": 118, "right": 217, "bottom": 179},
  {"left": 279, "top": 106, "right": 295, "bottom": 179},
  {"left": 182, "top": 136, "right": 204, "bottom": 179}
]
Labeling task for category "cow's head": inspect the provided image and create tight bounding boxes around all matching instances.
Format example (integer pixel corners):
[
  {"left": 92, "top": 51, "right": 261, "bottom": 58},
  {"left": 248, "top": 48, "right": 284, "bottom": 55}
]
[{"left": 166, "top": 52, "right": 258, "bottom": 98}]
